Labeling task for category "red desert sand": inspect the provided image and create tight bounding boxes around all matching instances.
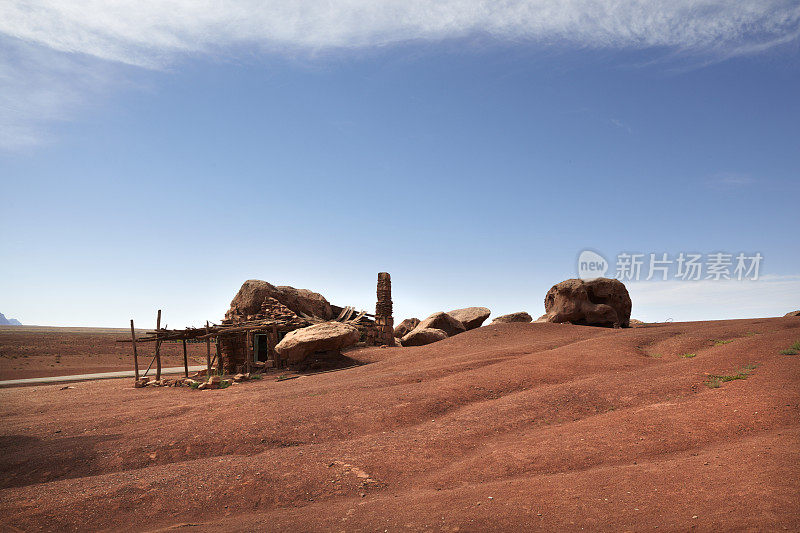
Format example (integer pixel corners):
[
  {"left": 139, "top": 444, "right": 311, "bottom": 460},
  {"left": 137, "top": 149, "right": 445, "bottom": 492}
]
[{"left": 1, "top": 317, "right": 798, "bottom": 531}]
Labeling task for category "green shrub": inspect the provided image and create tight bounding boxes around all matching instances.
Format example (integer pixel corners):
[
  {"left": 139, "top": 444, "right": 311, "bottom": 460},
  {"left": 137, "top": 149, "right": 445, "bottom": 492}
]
[{"left": 705, "top": 364, "right": 757, "bottom": 388}]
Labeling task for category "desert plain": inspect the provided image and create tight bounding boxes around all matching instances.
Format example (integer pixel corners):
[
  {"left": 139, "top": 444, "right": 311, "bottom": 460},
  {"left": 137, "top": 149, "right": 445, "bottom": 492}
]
[{"left": 1, "top": 317, "right": 799, "bottom": 531}]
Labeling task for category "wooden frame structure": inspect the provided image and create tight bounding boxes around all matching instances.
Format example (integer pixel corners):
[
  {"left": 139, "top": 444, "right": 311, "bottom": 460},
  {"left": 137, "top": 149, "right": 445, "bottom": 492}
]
[
  {"left": 122, "top": 309, "right": 376, "bottom": 379},
  {"left": 122, "top": 274, "right": 393, "bottom": 383}
]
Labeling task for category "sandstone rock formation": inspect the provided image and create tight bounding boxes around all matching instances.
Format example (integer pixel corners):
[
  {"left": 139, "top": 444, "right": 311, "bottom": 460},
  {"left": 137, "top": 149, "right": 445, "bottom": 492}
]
[
  {"left": 784, "top": 310, "right": 800, "bottom": 318},
  {"left": 492, "top": 312, "right": 533, "bottom": 324},
  {"left": 394, "top": 318, "right": 420, "bottom": 338},
  {"left": 275, "top": 322, "right": 360, "bottom": 363},
  {"left": 416, "top": 312, "right": 467, "bottom": 337},
  {"left": 447, "top": 307, "right": 491, "bottom": 330},
  {"left": 226, "top": 280, "right": 333, "bottom": 320},
  {"left": 401, "top": 327, "right": 448, "bottom": 347},
  {"left": 543, "top": 278, "right": 631, "bottom": 328}
]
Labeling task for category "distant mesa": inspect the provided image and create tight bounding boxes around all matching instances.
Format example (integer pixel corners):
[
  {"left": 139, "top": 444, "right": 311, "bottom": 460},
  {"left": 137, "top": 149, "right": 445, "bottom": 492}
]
[{"left": 0, "top": 312, "right": 22, "bottom": 326}]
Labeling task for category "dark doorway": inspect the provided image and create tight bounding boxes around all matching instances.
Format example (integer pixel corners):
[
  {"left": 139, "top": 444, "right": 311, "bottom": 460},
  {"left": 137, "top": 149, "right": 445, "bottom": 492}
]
[{"left": 254, "top": 334, "right": 270, "bottom": 363}]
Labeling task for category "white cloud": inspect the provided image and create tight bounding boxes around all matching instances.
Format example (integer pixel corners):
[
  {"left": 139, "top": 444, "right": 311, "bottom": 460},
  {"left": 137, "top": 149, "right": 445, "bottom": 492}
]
[
  {"left": 1, "top": 0, "right": 799, "bottom": 148},
  {"left": 627, "top": 276, "right": 800, "bottom": 322},
  {"left": 705, "top": 173, "right": 757, "bottom": 190}
]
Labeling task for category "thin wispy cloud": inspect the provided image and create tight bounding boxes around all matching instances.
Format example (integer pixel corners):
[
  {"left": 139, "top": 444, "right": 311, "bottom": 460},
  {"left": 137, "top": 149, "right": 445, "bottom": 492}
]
[
  {"left": 1, "top": 0, "right": 799, "bottom": 149},
  {"left": 705, "top": 173, "right": 758, "bottom": 190},
  {"left": 610, "top": 118, "right": 632, "bottom": 133}
]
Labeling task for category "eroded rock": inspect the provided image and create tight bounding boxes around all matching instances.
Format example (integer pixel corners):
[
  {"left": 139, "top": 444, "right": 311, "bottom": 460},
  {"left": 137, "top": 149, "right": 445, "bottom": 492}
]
[
  {"left": 275, "top": 322, "right": 360, "bottom": 364},
  {"left": 416, "top": 312, "right": 466, "bottom": 337},
  {"left": 447, "top": 307, "right": 491, "bottom": 330},
  {"left": 492, "top": 312, "right": 533, "bottom": 324},
  {"left": 543, "top": 278, "right": 631, "bottom": 328},
  {"left": 394, "top": 318, "right": 421, "bottom": 338},
  {"left": 226, "top": 280, "right": 333, "bottom": 320},
  {"left": 401, "top": 328, "right": 448, "bottom": 347}
]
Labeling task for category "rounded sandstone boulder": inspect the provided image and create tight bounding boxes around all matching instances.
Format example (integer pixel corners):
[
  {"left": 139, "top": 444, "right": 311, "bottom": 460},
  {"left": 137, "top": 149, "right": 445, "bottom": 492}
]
[
  {"left": 543, "top": 278, "right": 631, "bottom": 328},
  {"left": 227, "top": 279, "right": 333, "bottom": 320},
  {"left": 401, "top": 328, "right": 448, "bottom": 347},
  {"left": 416, "top": 312, "right": 466, "bottom": 337},
  {"left": 446, "top": 307, "right": 491, "bottom": 330},
  {"left": 275, "top": 322, "right": 360, "bottom": 363},
  {"left": 492, "top": 312, "right": 533, "bottom": 324},
  {"left": 394, "top": 318, "right": 421, "bottom": 338}
]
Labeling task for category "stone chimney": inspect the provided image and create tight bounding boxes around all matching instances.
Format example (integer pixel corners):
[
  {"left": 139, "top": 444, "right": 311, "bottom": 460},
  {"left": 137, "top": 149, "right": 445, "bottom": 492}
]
[{"left": 375, "top": 272, "right": 394, "bottom": 346}]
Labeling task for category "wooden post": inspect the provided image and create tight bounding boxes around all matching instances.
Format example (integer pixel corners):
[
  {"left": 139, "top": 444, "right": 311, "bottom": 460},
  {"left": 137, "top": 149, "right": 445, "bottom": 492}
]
[
  {"left": 182, "top": 339, "right": 188, "bottom": 377},
  {"left": 155, "top": 309, "right": 162, "bottom": 381},
  {"left": 246, "top": 331, "right": 252, "bottom": 374},
  {"left": 216, "top": 337, "right": 222, "bottom": 375},
  {"left": 130, "top": 319, "right": 140, "bottom": 381},
  {"left": 271, "top": 324, "right": 279, "bottom": 367},
  {"left": 205, "top": 321, "right": 212, "bottom": 376}
]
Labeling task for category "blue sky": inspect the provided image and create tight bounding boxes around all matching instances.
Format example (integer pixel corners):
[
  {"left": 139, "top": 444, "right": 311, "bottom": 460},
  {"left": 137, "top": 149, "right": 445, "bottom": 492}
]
[{"left": 1, "top": 1, "right": 799, "bottom": 327}]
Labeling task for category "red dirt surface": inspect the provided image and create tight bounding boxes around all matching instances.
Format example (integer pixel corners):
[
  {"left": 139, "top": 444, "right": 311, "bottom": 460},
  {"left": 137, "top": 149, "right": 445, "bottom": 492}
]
[
  {"left": 0, "top": 326, "right": 210, "bottom": 380},
  {"left": 1, "top": 317, "right": 798, "bottom": 531}
]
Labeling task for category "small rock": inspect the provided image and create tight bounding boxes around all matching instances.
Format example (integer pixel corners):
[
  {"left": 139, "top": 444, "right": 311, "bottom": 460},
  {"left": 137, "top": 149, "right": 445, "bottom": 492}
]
[
  {"left": 134, "top": 377, "right": 150, "bottom": 388},
  {"left": 492, "top": 312, "right": 533, "bottom": 324}
]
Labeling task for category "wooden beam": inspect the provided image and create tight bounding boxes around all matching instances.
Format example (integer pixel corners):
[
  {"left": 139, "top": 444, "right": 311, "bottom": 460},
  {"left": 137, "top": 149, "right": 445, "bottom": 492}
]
[
  {"left": 182, "top": 339, "right": 188, "bottom": 378},
  {"left": 155, "top": 309, "right": 162, "bottom": 381},
  {"left": 205, "top": 320, "right": 212, "bottom": 376},
  {"left": 130, "top": 319, "right": 139, "bottom": 381}
]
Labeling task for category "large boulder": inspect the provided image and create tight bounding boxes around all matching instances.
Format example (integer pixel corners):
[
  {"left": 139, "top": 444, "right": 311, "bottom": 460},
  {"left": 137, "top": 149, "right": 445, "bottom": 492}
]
[
  {"left": 394, "top": 318, "right": 421, "bottom": 338},
  {"left": 447, "top": 307, "right": 491, "bottom": 330},
  {"left": 416, "top": 312, "right": 467, "bottom": 337},
  {"left": 401, "top": 328, "right": 448, "bottom": 347},
  {"left": 543, "top": 278, "right": 631, "bottom": 328},
  {"left": 226, "top": 280, "right": 333, "bottom": 320},
  {"left": 275, "top": 322, "right": 360, "bottom": 363},
  {"left": 784, "top": 310, "right": 800, "bottom": 318},
  {"left": 492, "top": 312, "right": 533, "bottom": 324}
]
